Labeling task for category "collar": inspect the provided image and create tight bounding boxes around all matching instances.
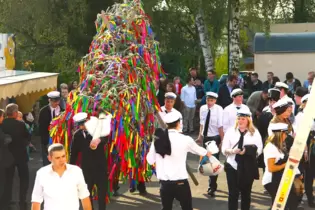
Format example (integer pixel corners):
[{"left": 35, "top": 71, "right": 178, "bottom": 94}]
[
  {"left": 49, "top": 163, "right": 68, "bottom": 173},
  {"left": 50, "top": 105, "right": 60, "bottom": 110},
  {"left": 168, "top": 129, "right": 180, "bottom": 133}
]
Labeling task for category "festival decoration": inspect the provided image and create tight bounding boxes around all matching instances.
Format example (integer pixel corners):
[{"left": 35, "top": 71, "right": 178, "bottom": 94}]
[{"left": 49, "top": 0, "right": 165, "bottom": 200}]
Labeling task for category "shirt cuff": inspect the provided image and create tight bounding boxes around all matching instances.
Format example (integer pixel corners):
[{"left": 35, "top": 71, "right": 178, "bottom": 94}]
[{"left": 31, "top": 196, "right": 43, "bottom": 204}]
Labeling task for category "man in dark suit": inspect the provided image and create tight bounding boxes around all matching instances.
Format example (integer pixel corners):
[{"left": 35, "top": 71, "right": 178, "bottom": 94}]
[
  {"left": 39, "top": 91, "right": 62, "bottom": 166},
  {"left": 70, "top": 112, "right": 108, "bottom": 210},
  {"left": 1, "top": 103, "right": 30, "bottom": 210},
  {"left": 217, "top": 75, "right": 239, "bottom": 108}
]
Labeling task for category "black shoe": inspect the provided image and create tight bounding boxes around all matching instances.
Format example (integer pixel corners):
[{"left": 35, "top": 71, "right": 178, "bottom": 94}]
[
  {"left": 129, "top": 187, "right": 136, "bottom": 193},
  {"left": 113, "top": 190, "right": 120, "bottom": 197},
  {"left": 208, "top": 190, "right": 216, "bottom": 197},
  {"left": 139, "top": 189, "right": 148, "bottom": 196},
  {"left": 309, "top": 202, "right": 315, "bottom": 208}
]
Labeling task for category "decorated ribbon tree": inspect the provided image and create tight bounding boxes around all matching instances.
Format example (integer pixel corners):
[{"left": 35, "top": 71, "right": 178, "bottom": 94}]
[{"left": 49, "top": 0, "right": 164, "bottom": 198}]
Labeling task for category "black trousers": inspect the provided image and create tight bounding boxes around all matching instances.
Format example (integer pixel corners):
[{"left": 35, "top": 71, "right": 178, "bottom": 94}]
[
  {"left": 264, "top": 182, "right": 299, "bottom": 209},
  {"left": 0, "top": 162, "right": 29, "bottom": 210},
  {"left": 203, "top": 136, "right": 220, "bottom": 191},
  {"left": 226, "top": 166, "right": 254, "bottom": 210},
  {"left": 160, "top": 179, "right": 192, "bottom": 210},
  {"left": 305, "top": 155, "right": 315, "bottom": 203},
  {"left": 83, "top": 167, "right": 107, "bottom": 210},
  {"left": 0, "top": 168, "right": 5, "bottom": 201}
]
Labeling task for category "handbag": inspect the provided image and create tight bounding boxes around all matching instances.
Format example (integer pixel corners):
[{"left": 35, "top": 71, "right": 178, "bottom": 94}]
[{"left": 224, "top": 140, "right": 240, "bottom": 172}]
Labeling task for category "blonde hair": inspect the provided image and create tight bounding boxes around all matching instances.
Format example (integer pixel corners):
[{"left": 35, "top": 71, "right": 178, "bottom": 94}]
[
  {"left": 265, "top": 132, "right": 286, "bottom": 153},
  {"left": 173, "top": 76, "right": 180, "bottom": 81},
  {"left": 234, "top": 116, "right": 256, "bottom": 136},
  {"left": 270, "top": 116, "right": 293, "bottom": 134}
]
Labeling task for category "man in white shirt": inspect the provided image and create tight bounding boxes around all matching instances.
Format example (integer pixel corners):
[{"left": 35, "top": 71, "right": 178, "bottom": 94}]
[
  {"left": 181, "top": 76, "right": 197, "bottom": 133},
  {"left": 31, "top": 143, "right": 92, "bottom": 210},
  {"left": 222, "top": 89, "right": 250, "bottom": 133},
  {"left": 147, "top": 112, "right": 211, "bottom": 210},
  {"left": 196, "top": 92, "right": 223, "bottom": 197}
]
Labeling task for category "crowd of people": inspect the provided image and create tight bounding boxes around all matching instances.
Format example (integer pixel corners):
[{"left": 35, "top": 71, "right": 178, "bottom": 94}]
[{"left": 0, "top": 68, "right": 315, "bottom": 210}]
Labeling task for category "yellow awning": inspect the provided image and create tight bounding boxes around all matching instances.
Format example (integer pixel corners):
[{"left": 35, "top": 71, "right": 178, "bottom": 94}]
[{"left": 0, "top": 70, "right": 59, "bottom": 113}]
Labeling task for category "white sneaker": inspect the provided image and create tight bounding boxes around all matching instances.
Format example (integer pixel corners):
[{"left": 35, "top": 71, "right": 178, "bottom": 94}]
[{"left": 302, "top": 194, "right": 308, "bottom": 201}]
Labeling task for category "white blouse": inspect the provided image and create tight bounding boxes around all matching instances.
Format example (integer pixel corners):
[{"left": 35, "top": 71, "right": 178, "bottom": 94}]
[
  {"left": 262, "top": 142, "right": 300, "bottom": 186},
  {"left": 221, "top": 127, "right": 263, "bottom": 170}
]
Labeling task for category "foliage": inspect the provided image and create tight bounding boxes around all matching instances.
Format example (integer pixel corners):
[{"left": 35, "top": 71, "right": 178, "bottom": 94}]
[{"left": 0, "top": 0, "right": 114, "bottom": 84}]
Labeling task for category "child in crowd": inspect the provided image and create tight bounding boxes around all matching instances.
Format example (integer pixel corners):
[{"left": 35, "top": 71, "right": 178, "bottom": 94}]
[
  {"left": 173, "top": 76, "right": 182, "bottom": 95},
  {"left": 195, "top": 79, "right": 205, "bottom": 99}
]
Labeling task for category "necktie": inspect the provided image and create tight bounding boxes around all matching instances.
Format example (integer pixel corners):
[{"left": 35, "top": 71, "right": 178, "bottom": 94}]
[
  {"left": 203, "top": 109, "right": 211, "bottom": 137},
  {"left": 165, "top": 110, "right": 168, "bottom": 113},
  {"left": 236, "top": 106, "right": 241, "bottom": 110},
  {"left": 235, "top": 130, "right": 246, "bottom": 163},
  {"left": 52, "top": 109, "right": 56, "bottom": 119}
]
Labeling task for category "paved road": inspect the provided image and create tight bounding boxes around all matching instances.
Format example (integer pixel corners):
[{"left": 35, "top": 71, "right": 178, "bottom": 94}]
[{"left": 10, "top": 136, "right": 313, "bottom": 210}]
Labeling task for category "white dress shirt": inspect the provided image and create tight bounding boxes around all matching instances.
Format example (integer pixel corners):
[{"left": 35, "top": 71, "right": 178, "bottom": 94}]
[
  {"left": 147, "top": 129, "right": 207, "bottom": 181},
  {"left": 31, "top": 164, "right": 90, "bottom": 210},
  {"left": 221, "top": 127, "right": 263, "bottom": 170},
  {"left": 50, "top": 105, "right": 61, "bottom": 119},
  {"left": 180, "top": 85, "right": 197, "bottom": 108},
  {"left": 262, "top": 142, "right": 300, "bottom": 185},
  {"left": 222, "top": 103, "right": 250, "bottom": 133},
  {"left": 199, "top": 104, "right": 223, "bottom": 137},
  {"left": 293, "top": 110, "right": 315, "bottom": 132},
  {"left": 159, "top": 106, "right": 183, "bottom": 131}
]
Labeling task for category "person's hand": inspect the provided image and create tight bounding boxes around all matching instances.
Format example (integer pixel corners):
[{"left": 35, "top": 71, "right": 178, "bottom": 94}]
[
  {"left": 239, "top": 148, "right": 246, "bottom": 155},
  {"left": 199, "top": 165, "right": 204, "bottom": 174},
  {"left": 206, "top": 151, "right": 212, "bottom": 157},
  {"left": 195, "top": 136, "right": 202, "bottom": 144},
  {"left": 304, "top": 151, "right": 308, "bottom": 162},
  {"left": 90, "top": 138, "right": 101, "bottom": 150},
  {"left": 232, "top": 148, "right": 241, "bottom": 154}
]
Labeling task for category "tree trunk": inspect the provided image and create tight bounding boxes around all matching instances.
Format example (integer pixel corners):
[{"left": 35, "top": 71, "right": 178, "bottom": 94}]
[
  {"left": 229, "top": 0, "right": 240, "bottom": 71},
  {"left": 195, "top": 8, "right": 214, "bottom": 72}
]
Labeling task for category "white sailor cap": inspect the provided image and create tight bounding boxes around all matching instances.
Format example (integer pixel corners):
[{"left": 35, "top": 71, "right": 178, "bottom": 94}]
[
  {"left": 275, "top": 82, "right": 289, "bottom": 89},
  {"left": 165, "top": 92, "right": 177, "bottom": 99},
  {"left": 302, "top": 94, "right": 309, "bottom": 103},
  {"left": 268, "top": 88, "right": 280, "bottom": 93},
  {"left": 230, "top": 88, "right": 243, "bottom": 98},
  {"left": 272, "top": 98, "right": 289, "bottom": 109},
  {"left": 237, "top": 108, "right": 252, "bottom": 117},
  {"left": 163, "top": 111, "right": 181, "bottom": 124},
  {"left": 47, "top": 91, "right": 61, "bottom": 100},
  {"left": 48, "top": 143, "right": 64, "bottom": 153},
  {"left": 73, "top": 112, "right": 88, "bottom": 124},
  {"left": 269, "top": 123, "right": 288, "bottom": 132},
  {"left": 206, "top": 92, "right": 218, "bottom": 99}
]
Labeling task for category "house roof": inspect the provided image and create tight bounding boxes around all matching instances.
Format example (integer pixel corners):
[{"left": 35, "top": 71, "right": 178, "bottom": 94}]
[{"left": 253, "top": 32, "right": 315, "bottom": 53}]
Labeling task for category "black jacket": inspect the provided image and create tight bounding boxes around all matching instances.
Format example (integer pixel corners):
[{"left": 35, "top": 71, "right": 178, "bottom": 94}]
[
  {"left": 284, "top": 79, "right": 302, "bottom": 93},
  {"left": 2, "top": 118, "right": 29, "bottom": 163},
  {"left": 157, "top": 88, "right": 165, "bottom": 107},
  {"left": 248, "top": 80, "right": 263, "bottom": 95},
  {"left": 217, "top": 84, "right": 239, "bottom": 109},
  {"left": 237, "top": 145, "right": 259, "bottom": 187},
  {"left": 262, "top": 81, "right": 274, "bottom": 90},
  {"left": 39, "top": 105, "right": 63, "bottom": 145},
  {"left": 0, "top": 126, "right": 14, "bottom": 168},
  {"left": 70, "top": 129, "right": 108, "bottom": 170}
]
